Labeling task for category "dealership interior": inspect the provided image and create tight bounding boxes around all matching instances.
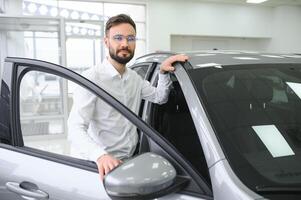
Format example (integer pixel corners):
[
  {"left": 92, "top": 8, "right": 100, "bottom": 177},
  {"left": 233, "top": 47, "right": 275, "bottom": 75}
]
[{"left": 0, "top": 0, "right": 301, "bottom": 158}]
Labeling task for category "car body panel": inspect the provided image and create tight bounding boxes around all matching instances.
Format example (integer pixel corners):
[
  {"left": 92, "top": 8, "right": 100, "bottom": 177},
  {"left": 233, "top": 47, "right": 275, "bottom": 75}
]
[
  {"left": 173, "top": 64, "right": 224, "bottom": 167},
  {"left": 173, "top": 63, "right": 263, "bottom": 200},
  {"left": 209, "top": 159, "right": 265, "bottom": 200},
  {"left": 0, "top": 145, "right": 106, "bottom": 200},
  {"left": 0, "top": 57, "right": 211, "bottom": 199}
]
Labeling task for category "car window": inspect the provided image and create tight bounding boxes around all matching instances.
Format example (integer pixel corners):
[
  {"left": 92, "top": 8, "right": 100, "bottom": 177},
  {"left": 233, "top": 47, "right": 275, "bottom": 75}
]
[
  {"left": 19, "top": 71, "right": 71, "bottom": 156},
  {"left": 189, "top": 64, "right": 301, "bottom": 192},
  {"left": 132, "top": 65, "right": 149, "bottom": 79},
  {"left": 147, "top": 72, "right": 211, "bottom": 186},
  {"left": 18, "top": 69, "right": 139, "bottom": 161},
  {"left": 0, "top": 81, "right": 10, "bottom": 145}
]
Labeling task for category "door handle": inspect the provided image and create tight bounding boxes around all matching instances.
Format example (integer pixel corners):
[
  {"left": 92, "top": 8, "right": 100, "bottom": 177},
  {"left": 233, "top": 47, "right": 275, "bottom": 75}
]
[{"left": 6, "top": 181, "right": 49, "bottom": 199}]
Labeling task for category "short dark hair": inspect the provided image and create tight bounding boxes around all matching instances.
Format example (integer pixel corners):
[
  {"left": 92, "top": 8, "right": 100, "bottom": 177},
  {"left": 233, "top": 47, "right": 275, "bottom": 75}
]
[{"left": 105, "top": 14, "right": 136, "bottom": 36}]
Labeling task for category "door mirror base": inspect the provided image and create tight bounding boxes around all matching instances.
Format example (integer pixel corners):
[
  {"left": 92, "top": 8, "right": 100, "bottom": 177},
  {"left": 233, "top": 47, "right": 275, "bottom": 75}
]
[{"left": 107, "top": 176, "right": 190, "bottom": 200}]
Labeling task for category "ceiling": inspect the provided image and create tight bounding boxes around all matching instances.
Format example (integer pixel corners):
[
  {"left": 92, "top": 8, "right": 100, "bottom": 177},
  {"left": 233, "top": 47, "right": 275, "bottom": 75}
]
[{"left": 178, "top": 0, "right": 301, "bottom": 7}]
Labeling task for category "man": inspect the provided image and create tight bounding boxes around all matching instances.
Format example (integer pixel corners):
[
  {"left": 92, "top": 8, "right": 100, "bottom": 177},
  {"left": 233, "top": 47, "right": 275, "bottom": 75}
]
[{"left": 68, "top": 14, "right": 188, "bottom": 180}]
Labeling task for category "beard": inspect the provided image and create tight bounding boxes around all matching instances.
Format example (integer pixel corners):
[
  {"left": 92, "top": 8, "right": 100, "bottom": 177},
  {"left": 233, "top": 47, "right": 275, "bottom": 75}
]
[{"left": 109, "top": 47, "right": 135, "bottom": 65}]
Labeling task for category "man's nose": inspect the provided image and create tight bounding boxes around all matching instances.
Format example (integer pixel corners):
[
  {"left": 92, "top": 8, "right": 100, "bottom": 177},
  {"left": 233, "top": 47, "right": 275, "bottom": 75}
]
[{"left": 120, "top": 38, "right": 129, "bottom": 47}]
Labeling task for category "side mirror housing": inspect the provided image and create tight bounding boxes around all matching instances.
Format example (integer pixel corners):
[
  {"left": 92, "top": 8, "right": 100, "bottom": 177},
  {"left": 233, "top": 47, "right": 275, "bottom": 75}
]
[{"left": 104, "top": 152, "right": 188, "bottom": 200}]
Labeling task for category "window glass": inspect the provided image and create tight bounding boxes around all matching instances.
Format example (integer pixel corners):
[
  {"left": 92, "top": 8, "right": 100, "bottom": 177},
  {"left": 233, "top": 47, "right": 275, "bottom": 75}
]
[
  {"left": 149, "top": 73, "right": 211, "bottom": 184},
  {"left": 189, "top": 64, "right": 301, "bottom": 191},
  {"left": 136, "top": 23, "right": 146, "bottom": 39},
  {"left": 35, "top": 37, "right": 59, "bottom": 64},
  {"left": 20, "top": 70, "right": 67, "bottom": 155},
  {"left": 66, "top": 38, "right": 95, "bottom": 73},
  {"left": 19, "top": 69, "right": 141, "bottom": 161},
  {"left": 132, "top": 65, "right": 149, "bottom": 79},
  {"left": 22, "top": 0, "right": 146, "bottom": 60},
  {"left": 58, "top": 1, "right": 103, "bottom": 19},
  {"left": 103, "top": 3, "right": 145, "bottom": 22},
  {"left": 135, "top": 40, "right": 146, "bottom": 59},
  {"left": 20, "top": 71, "right": 64, "bottom": 135}
]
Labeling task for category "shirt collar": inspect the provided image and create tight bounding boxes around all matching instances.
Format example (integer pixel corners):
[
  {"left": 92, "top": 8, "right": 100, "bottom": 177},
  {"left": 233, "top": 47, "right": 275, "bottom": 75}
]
[{"left": 99, "top": 58, "right": 129, "bottom": 80}]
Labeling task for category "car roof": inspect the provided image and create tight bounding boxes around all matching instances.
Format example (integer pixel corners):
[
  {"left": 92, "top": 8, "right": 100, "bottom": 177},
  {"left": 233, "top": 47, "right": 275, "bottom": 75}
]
[{"left": 134, "top": 50, "right": 301, "bottom": 69}]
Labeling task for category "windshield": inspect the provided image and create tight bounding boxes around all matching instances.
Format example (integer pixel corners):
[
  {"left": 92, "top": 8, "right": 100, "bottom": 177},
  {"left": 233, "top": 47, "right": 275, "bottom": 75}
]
[{"left": 189, "top": 64, "right": 301, "bottom": 191}]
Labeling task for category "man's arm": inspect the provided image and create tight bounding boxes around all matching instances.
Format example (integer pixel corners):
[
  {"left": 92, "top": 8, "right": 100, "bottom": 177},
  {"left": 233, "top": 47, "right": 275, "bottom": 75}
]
[
  {"left": 160, "top": 54, "right": 189, "bottom": 74},
  {"left": 141, "top": 54, "right": 189, "bottom": 104},
  {"left": 67, "top": 77, "right": 122, "bottom": 180}
]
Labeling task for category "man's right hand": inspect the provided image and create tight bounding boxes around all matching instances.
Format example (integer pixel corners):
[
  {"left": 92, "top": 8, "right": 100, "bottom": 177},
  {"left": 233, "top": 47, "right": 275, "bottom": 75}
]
[{"left": 96, "top": 154, "right": 122, "bottom": 180}]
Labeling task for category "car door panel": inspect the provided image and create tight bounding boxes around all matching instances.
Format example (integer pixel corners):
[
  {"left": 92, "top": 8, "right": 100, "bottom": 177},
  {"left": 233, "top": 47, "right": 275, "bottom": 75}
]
[
  {"left": 0, "top": 57, "right": 212, "bottom": 200},
  {"left": 0, "top": 58, "right": 118, "bottom": 199},
  {"left": 0, "top": 146, "right": 107, "bottom": 200}
]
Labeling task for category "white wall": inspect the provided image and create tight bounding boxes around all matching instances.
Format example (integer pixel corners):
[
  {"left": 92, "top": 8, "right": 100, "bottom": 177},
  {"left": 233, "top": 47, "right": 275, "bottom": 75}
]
[
  {"left": 170, "top": 35, "right": 271, "bottom": 52},
  {"left": 143, "top": 0, "right": 301, "bottom": 54},
  {"left": 147, "top": 0, "right": 274, "bottom": 52},
  {"left": 267, "top": 6, "right": 301, "bottom": 53}
]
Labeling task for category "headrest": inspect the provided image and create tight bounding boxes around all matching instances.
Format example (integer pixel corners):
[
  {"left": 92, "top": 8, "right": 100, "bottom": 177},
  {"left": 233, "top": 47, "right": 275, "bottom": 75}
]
[{"left": 249, "top": 79, "right": 273, "bottom": 102}]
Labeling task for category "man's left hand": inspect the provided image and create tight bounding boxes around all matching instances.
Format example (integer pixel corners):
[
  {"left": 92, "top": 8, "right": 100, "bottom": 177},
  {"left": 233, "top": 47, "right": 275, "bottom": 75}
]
[{"left": 160, "top": 54, "right": 189, "bottom": 74}]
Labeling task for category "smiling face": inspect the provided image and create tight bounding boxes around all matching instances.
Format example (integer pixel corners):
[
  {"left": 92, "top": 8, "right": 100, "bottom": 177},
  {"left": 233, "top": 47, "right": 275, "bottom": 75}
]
[{"left": 104, "top": 23, "right": 136, "bottom": 65}]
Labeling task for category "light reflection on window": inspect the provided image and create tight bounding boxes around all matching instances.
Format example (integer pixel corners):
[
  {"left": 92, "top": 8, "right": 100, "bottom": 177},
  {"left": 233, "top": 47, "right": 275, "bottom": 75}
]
[
  {"left": 287, "top": 82, "right": 301, "bottom": 99},
  {"left": 252, "top": 125, "right": 295, "bottom": 158}
]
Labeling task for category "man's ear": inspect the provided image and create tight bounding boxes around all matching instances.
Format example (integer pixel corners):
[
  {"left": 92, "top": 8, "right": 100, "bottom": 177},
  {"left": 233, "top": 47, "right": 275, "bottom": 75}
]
[{"left": 104, "top": 36, "right": 109, "bottom": 48}]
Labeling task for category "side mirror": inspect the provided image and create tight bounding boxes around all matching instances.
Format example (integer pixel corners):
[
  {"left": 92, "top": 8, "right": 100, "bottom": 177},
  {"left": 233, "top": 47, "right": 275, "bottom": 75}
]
[{"left": 104, "top": 152, "right": 189, "bottom": 200}]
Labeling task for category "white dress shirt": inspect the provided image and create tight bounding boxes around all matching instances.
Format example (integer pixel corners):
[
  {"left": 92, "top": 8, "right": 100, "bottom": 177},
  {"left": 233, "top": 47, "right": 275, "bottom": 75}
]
[{"left": 67, "top": 58, "right": 171, "bottom": 162}]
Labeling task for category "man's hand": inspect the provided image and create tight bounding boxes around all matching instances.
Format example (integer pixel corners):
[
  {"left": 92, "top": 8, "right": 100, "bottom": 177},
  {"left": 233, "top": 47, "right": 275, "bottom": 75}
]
[
  {"left": 96, "top": 154, "right": 122, "bottom": 180},
  {"left": 160, "top": 54, "right": 189, "bottom": 74}
]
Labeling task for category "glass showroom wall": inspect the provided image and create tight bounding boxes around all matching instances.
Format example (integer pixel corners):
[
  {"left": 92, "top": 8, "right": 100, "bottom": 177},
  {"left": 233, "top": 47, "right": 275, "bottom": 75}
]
[{"left": 0, "top": 0, "right": 146, "bottom": 155}]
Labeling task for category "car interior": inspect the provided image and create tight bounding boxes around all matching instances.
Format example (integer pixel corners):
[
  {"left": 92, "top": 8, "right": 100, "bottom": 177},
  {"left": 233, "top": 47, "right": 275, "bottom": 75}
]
[{"left": 142, "top": 76, "right": 211, "bottom": 186}]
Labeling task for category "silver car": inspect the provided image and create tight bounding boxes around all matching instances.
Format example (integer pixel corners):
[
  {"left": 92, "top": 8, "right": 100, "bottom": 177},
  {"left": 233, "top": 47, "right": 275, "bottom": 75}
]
[{"left": 1, "top": 51, "right": 301, "bottom": 200}]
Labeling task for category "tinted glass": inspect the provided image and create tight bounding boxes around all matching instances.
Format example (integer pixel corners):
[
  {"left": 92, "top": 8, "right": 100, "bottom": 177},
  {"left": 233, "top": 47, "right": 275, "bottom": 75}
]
[
  {"left": 132, "top": 65, "right": 149, "bottom": 79},
  {"left": 189, "top": 64, "right": 301, "bottom": 191}
]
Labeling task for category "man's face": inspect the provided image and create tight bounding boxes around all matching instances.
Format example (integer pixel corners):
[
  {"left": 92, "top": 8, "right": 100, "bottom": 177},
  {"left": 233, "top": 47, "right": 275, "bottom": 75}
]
[{"left": 105, "top": 23, "right": 136, "bottom": 64}]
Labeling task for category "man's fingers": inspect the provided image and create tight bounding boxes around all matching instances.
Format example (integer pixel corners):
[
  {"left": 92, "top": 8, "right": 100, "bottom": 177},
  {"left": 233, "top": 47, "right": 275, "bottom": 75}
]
[
  {"left": 161, "top": 55, "right": 189, "bottom": 71},
  {"left": 104, "top": 164, "right": 110, "bottom": 175},
  {"left": 168, "top": 54, "right": 189, "bottom": 63},
  {"left": 96, "top": 154, "right": 123, "bottom": 181},
  {"left": 107, "top": 162, "right": 115, "bottom": 171},
  {"left": 113, "top": 160, "right": 121, "bottom": 167},
  {"left": 98, "top": 166, "right": 105, "bottom": 180},
  {"left": 168, "top": 66, "right": 175, "bottom": 71}
]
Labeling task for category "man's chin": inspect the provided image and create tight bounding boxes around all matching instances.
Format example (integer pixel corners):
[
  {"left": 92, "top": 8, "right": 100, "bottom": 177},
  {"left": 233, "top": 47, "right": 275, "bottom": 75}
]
[
  {"left": 112, "top": 55, "right": 133, "bottom": 65},
  {"left": 118, "top": 52, "right": 130, "bottom": 58}
]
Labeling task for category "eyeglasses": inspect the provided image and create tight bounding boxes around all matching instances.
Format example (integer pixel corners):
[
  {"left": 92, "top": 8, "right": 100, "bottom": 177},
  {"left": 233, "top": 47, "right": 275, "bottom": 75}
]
[{"left": 112, "top": 34, "right": 136, "bottom": 43}]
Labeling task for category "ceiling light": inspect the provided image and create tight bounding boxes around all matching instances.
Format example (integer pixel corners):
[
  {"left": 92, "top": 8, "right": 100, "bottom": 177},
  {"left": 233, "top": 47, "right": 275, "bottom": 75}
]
[
  {"left": 71, "top": 11, "right": 79, "bottom": 19},
  {"left": 81, "top": 13, "right": 90, "bottom": 20},
  {"left": 60, "top": 9, "right": 69, "bottom": 18},
  {"left": 80, "top": 28, "right": 87, "bottom": 35},
  {"left": 50, "top": 7, "right": 58, "bottom": 17},
  {"left": 247, "top": 0, "right": 268, "bottom": 4},
  {"left": 39, "top": 5, "right": 48, "bottom": 15},
  {"left": 91, "top": 15, "right": 100, "bottom": 20},
  {"left": 73, "top": 27, "right": 79, "bottom": 34},
  {"left": 28, "top": 3, "right": 37, "bottom": 13}
]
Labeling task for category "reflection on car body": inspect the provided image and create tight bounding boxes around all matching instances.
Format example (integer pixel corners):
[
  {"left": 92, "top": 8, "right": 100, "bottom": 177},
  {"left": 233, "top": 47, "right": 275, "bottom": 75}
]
[{"left": 1, "top": 51, "right": 301, "bottom": 199}]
